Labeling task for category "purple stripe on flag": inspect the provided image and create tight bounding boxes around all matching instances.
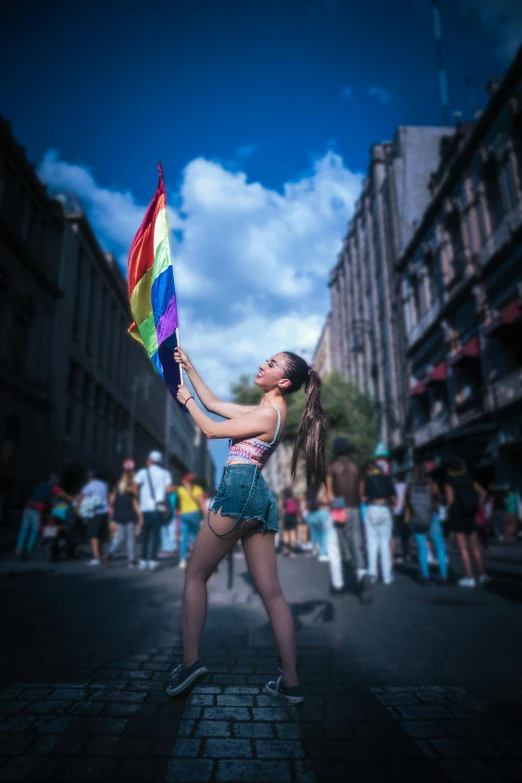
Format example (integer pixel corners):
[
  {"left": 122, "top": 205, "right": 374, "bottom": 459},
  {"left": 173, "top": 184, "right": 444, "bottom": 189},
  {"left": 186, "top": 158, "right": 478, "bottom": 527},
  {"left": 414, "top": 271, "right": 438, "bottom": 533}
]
[{"left": 156, "top": 294, "right": 179, "bottom": 346}]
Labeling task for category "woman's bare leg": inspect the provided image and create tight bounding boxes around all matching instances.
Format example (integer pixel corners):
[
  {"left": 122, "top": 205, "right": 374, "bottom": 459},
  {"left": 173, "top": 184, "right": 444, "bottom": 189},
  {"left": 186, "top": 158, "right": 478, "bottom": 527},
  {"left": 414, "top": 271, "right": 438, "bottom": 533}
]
[
  {"left": 182, "top": 512, "right": 243, "bottom": 667},
  {"left": 455, "top": 533, "right": 473, "bottom": 578},
  {"left": 242, "top": 530, "right": 298, "bottom": 687},
  {"left": 468, "top": 531, "right": 485, "bottom": 575}
]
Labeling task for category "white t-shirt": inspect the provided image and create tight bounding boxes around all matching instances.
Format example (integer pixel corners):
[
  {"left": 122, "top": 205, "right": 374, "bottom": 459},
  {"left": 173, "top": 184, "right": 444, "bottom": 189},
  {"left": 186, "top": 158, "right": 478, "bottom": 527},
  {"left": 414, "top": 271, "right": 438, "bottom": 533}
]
[
  {"left": 135, "top": 465, "right": 172, "bottom": 513},
  {"left": 79, "top": 479, "right": 109, "bottom": 515}
]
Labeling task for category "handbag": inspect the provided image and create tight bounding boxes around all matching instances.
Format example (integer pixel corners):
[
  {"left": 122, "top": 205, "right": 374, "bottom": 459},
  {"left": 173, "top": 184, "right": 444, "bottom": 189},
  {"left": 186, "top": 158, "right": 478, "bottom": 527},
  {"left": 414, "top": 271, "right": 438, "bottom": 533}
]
[{"left": 146, "top": 468, "right": 170, "bottom": 524}]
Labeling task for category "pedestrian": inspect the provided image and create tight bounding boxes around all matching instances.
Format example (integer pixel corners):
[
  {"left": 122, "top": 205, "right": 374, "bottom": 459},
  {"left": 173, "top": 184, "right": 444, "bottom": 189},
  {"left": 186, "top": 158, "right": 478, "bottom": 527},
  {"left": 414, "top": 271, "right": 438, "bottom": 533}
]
[
  {"left": 107, "top": 459, "right": 142, "bottom": 567},
  {"left": 177, "top": 473, "right": 205, "bottom": 569},
  {"left": 361, "top": 462, "right": 397, "bottom": 586},
  {"left": 326, "top": 438, "right": 371, "bottom": 601},
  {"left": 134, "top": 451, "right": 174, "bottom": 571},
  {"left": 406, "top": 464, "right": 447, "bottom": 585},
  {"left": 392, "top": 474, "right": 410, "bottom": 564},
  {"left": 75, "top": 470, "right": 109, "bottom": 567},
  {"left": 15, "top": 474, "right": 71, "bottom": 560},
  {"left": 444, "top": 457, "right": 489, "bottom": 588},
  {"left": 158, "top": 485, "right": 179, "bottom": 557},
  {"left": 504, "top": 487, "right": 519, "bottom": 540},
  {"left": 167, "top": 346, "right": 326, "bottom": 702},
  {"left": 304, "top": 485, "right": 329, "bottom": 559},
  {"left": 280, "top": 488, "right": 300, "bottom": 557}
]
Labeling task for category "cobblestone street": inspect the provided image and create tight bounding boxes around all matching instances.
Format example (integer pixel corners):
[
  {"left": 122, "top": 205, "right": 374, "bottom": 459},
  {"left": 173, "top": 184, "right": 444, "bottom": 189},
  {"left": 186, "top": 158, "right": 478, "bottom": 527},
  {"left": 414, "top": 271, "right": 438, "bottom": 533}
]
[{"left": 1, "top": 543, "right": 522, "bottom": 782}]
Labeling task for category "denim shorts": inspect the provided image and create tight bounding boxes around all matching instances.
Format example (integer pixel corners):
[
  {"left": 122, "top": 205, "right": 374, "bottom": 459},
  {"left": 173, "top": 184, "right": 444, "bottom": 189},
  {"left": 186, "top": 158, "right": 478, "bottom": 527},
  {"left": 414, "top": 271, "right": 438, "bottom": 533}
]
[{"left": 209, "top": 464, "right": 278, "bottom": 536}]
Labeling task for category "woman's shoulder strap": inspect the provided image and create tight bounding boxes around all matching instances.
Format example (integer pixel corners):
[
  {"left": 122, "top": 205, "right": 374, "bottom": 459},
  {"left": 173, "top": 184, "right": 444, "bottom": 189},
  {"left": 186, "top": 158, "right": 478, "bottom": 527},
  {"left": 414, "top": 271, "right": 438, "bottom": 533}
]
[{"left": 267, "top": 405, "right": 282, "bottom": 444}]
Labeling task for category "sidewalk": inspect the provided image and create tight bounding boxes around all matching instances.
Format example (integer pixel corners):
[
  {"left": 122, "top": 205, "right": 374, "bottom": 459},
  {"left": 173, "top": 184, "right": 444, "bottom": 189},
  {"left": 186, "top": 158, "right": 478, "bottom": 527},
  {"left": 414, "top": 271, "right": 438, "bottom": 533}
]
[{"left": 1, "top": 550, "right": 522, "bottom": 781}]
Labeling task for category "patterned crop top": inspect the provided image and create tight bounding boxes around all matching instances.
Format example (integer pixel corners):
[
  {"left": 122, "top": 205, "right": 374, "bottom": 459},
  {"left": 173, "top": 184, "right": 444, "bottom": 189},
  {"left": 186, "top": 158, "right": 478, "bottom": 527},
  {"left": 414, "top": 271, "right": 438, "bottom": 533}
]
[{"left": 227, "top": 406, "right": 282, "bottom": 470}]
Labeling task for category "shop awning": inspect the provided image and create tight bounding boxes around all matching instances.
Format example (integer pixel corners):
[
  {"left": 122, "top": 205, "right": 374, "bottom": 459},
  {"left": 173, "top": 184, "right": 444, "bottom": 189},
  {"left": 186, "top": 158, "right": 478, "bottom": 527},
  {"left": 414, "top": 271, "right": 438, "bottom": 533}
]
[
  {"left": 409, "top": 382, "right": 428, "bottom": 397},
  {"left": 484, "top": 298, "right": 522, "bottom": 337},
  {"left": 449, "top": 335, "right": 481, "bottom": 366},
  {"left": 426, "top": 361, "right": 447, "bottom": 384}
]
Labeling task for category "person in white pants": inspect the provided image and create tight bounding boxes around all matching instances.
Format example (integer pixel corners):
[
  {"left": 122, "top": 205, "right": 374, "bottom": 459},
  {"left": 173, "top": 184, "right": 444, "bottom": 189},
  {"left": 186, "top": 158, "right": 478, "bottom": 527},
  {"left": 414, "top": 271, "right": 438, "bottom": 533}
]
[{"left": 361, "top": 464, "right": 397, "bottom": 585}]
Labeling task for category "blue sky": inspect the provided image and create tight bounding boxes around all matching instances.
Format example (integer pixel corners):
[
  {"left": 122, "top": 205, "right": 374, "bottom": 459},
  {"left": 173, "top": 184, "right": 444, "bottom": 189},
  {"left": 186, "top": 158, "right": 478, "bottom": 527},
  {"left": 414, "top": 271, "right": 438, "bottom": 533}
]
[{"left": 1, "top": 0, "right": 521, "bottom": 472}]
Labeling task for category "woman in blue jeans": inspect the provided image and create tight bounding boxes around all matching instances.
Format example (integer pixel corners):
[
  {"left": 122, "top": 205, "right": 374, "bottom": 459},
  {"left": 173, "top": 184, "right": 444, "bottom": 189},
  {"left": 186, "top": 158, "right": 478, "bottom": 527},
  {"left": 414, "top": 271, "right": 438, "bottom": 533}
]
[{"left": 407, "top": 464, "right": 447, "bottom": 585}]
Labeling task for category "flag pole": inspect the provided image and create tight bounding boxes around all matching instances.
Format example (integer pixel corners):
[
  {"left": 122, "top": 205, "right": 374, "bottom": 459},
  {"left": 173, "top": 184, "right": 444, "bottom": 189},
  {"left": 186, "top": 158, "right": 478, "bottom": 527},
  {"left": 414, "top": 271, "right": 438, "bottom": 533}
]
[{"left": 159, "top": 161, "right": 185, "bottom": 388}]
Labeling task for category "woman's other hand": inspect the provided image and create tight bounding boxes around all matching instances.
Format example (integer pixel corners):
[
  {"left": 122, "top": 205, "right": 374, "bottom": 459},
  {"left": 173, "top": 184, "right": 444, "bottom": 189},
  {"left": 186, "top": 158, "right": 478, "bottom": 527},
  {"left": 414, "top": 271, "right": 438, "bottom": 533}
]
[
  {"left": 177, "top": 384, "right": 193, "bottom": 406},
  {"left": 174, "top": 347, "right": 192, "bottom": 371}
]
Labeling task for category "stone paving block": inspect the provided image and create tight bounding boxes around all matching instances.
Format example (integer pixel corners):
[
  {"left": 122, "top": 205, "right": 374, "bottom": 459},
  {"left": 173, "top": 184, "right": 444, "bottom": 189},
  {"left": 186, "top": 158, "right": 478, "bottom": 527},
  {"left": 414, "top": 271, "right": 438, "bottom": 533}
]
[
  {"left": 216, "top": 759, "right": 291, "bottom": 782},
  {"left": 122, "top": 670, "right": 151, "bottom": 680},
  {"left": 172, "top": 738, "right": 202, "bottom": 757},
  {"left": 195, "top": 721, "right": 232, "bottom": 738},
  {"left": 0, "top": 701, "right": 29, "bottom": 715},
  {"left": 165, "top": 758, "right": 214, "bottom": 782},
  {"left": 377, "top": 694, "right": 421, "bottom": 706},
  {"left": 490, "top": 759, "right": 522, "bottom": 779},
  {"left": 401, "top": 721, "right": 447, "bottom": 738},
  {"left": 430, "top": 737, "right": 502, "bottom": 759},
  {"left": 150, "top": 738, "right": 176, "bottom": 757},
  {"left": 127, "top": 717, "right": 181, "bottom": 737},
  {"left": 396, "top": 706, "right": 452, "bottom": 721},
  {"left": 386, "top": 760, "right": 449, "bottom": 782},
  {"left": 103, "top": 702, "right": 157, "bottom": 718},
  {"left": 491, "top": 738, "right": 522, "bottom": 758},
  {"left": 0, "top": 689, "right": 23, "bottom": 700},
  {"left": 448, "top": 705, "right": 495, "bottom": 720},
  {"left": 252, "top": 707, "right": 295, "bottom": 722},
  {"left": 350, "top": 721, "right": 405, "bottom": 740},
  {"left": 84, "top": 736, "right": 151, "bottom": 757},
  {"left": 152, "top": 672, "right": 172, "bottom": 682},
  {"left": 89, "top": 679, "right": 127, "bottom": 691},
  {"left": 0, "top": 755, "right": 43, "bottom": 781},
  {"left": 438, "top": 759, "right": 500, "bottom": 782},
  {"left": 91, "top": 690, "right": 146, "bottom": 703},
  {"left": 80, "top": 717, "right": 128, "bottom": 734},
  {"left": 212, "top": 674, "right": 247, "bottom": 685},
  {"left": 223, "top": 686, "right": 260, "bottom": 695},
  {"left": 234, "top": 723, "right": 274, "bottom": 739},
  {"left": 203, "top": 707, "right": 250, "bottom": 721},
  {"left": 246, "top": 675, "right": 271, "bottom": 685},
  {"left": 192, "top": 686, "right": 222, "bottom": 695},
  {"left": 0, "top": 734, "right": 32, "bottom": 756},
  {"left": 41, "top": 732, "right": 88, "bottom": 755},
  {"left": 152, "top": 654, "right": 171, "bottom": 662},
  {"left": 255, "top": 740, "right": 304, "bottom": 759},
  {"left": 333, "top": 761, "right": 391, "bottom": 782},
  {"left": 204, "top": 738, "right": 252, "bottom": 758},
  {"left": 217, "top": 695, "right": 254, "bottom": 707},
  {"left": 187, "top": 694, "right": 215, "bottom": 707},
  {"left": 128, "top": 680, "right": 164, "bottom": 692},
  {"left": 25, "top": 700, "right": 71, "bottom": 716},
  {"left": 145, "top": 662, "right": 171, "bottom": 672},
  {"left": 183, "top": 707, "right": 202, "bottom": 720},
  {"left": 51, "top": 688, "right": 89, "bottom": 701},
  {"left": 113, "top": 758, "right": 157, "bottom": 781},
  {"left": 68, "top": 701, "right": 104, "bottom": 717},
  {"left": 179, "top": 720, "right": 195, "bottom": 737},
  {"left": 52, "top": 681, "right": 91, "bottom": 689},
  {"left": 37, "top": 755, "right": 117, "bottom": 781},
  {"left": 306, "top": 739, "right": 387, "bottom": 761},
  {"left": 20, "top": 688, "right": 52, "bottom": 700},
  {"left": 234, "top": 666, "right": 254, "bottom": 674},
  {"left": 418, "top": 693, "right": 448, "bottom": 705},
  {"left": 442, "top": 719, "right": 512, "bottom": 737},
  {"left": 93, "top": 668, "right": 121, "bottom": 679},
  {"left": 0, "top": 716, "right": 34, "bottom": 732},
  {"left": 274, "top": 723, "right": 302, "bottom": 739}
]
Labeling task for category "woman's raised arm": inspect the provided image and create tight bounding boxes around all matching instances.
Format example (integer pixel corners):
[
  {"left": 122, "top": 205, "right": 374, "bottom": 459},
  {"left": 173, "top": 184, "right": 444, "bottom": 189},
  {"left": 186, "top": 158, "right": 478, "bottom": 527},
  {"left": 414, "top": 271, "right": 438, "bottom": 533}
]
[
  {"left": 174, "top": 347, "right": 257, "bottom": 419},
  {"left": 178, "top": 387, "right": 280, "bottom": 442}
]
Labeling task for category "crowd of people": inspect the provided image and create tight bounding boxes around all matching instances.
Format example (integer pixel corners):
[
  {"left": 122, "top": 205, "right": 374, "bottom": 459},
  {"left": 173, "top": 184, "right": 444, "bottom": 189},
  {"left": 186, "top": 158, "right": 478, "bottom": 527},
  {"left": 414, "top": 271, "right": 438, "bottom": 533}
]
[{"left": 12, "top": 442, "right": 521, "bottom": 594}]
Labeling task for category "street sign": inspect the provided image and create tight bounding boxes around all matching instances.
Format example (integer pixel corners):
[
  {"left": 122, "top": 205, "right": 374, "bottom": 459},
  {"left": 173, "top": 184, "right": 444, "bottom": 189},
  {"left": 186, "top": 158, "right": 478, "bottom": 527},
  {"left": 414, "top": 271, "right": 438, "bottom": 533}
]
[{"left": 373, "top": 441, "right": 390, "bottom": 458}]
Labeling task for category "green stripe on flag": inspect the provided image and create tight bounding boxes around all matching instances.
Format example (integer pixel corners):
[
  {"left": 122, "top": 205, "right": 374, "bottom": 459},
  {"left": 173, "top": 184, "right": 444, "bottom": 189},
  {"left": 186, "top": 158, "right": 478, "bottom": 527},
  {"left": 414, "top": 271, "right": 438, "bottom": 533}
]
[
  {"left": 152, "top": 235, "right": 171, "bottom": 281},
  {"left": 138, "top": 311, "right": 158, "bottom": 356}
]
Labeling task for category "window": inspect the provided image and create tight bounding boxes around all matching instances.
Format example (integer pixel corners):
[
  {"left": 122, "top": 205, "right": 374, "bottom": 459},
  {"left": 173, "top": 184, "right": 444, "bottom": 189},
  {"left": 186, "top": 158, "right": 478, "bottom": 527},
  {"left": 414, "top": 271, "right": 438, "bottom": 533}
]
[
  {"left": 501, "top": 157, "right": 517, "bottom": 212},
  {"left": 483, "top": 161, "right": 504, "bottom": 233}
]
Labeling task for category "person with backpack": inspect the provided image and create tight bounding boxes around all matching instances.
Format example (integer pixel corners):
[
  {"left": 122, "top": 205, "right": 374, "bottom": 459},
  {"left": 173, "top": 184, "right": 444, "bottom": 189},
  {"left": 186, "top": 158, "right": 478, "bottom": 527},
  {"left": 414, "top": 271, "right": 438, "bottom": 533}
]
[
  {"left": 444, "top": 456, "right": 488, "bottom": 588},
  {"left": 107, "top": 459, "right": 142, "bottom": 567},
  {"left": 304, "top": 485, "right": 329, "bottom": 560},
  {"left": 134, "top": 451, "right": 175, "bottom": 570},
  {"left": 361, "top": 462, "right": 397, "bottom": 586},
  {"left": 406, "top": 464, "right": 447, "bottom": 586},
  {"left": 280, "top": 488, "right": 300, "bottom": 557},
  {"left": 177, "top": 473, "right": 206, "bottom": 569},
  {"left": 75, "top": 469, "right": 109, "bottom": 567}
]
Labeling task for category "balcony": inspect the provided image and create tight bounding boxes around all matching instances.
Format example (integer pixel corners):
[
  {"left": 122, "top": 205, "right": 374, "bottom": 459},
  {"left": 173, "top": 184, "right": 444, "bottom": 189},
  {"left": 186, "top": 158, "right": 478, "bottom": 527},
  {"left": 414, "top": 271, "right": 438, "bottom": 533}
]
[
  {"left": 487, "top": 368, "right": 522, "bottom": 411},
  {"left": 407, "top": 300, "right": 442, "bottom": 350},
  {"left": 413, "top": 411, "right": 451, "bottom": 448},
  {"left": 479, "top": 216, "right": 512, "bottom": 268},
  {"left": 451, "top": 390, "right": 485, "bottom": 428}
]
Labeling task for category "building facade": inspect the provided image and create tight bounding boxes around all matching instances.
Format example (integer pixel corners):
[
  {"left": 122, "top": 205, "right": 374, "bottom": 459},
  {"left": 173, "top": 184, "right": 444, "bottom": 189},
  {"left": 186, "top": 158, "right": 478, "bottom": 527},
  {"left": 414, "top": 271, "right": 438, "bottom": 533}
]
[
  {"left": 400, "top": 48, "right": 522, "bottom": 489},
  {"left": 312, "top": 313, "right": 333, "bottom": 379},
  {"left": 0, "top": 117, "right": 64, "bottom": 512},
  {"left": 328, "top": 125, "right": 452, "bottom": 465}
]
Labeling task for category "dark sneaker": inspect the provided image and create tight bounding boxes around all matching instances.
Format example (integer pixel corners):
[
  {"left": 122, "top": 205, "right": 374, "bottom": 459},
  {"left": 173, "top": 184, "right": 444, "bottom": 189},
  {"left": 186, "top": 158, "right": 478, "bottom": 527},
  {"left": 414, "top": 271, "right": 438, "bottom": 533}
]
[
  {"left": 165, "top": 660, "right": 207, "bottom": 696},
  {"left": 264, "top": 674, "right": 305, "bottom": 704},
  {"left": 359, "top": 574, "right": 373, "bottom": 604}
]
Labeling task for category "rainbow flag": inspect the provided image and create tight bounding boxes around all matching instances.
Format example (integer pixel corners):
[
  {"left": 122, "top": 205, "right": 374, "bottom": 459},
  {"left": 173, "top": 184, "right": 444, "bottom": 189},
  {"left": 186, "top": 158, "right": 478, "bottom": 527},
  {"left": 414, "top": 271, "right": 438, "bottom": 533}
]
[{"left": 127, "top": 164, "right": 181, "bottom": 400}]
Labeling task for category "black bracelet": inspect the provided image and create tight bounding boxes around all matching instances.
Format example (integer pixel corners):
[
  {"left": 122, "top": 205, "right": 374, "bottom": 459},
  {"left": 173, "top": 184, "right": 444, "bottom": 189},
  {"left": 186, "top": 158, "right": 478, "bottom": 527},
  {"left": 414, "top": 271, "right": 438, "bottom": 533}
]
[{"left": 184, "top": 396, "right": 195, "bottom": 411}]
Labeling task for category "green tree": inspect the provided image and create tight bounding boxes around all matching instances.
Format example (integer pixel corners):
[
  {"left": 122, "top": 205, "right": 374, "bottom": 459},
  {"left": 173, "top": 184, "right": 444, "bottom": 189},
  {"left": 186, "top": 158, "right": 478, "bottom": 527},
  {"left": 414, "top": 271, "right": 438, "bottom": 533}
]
[{"left": 231, "top": 370, "right": 378, "bottom": 464}]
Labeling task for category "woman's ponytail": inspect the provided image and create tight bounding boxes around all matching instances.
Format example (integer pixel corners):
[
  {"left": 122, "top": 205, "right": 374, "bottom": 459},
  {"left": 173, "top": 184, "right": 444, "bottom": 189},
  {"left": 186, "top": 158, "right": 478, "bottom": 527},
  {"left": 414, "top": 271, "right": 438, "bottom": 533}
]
[{"left": 281, "top": 353, "right": 326, "bottom": 487}]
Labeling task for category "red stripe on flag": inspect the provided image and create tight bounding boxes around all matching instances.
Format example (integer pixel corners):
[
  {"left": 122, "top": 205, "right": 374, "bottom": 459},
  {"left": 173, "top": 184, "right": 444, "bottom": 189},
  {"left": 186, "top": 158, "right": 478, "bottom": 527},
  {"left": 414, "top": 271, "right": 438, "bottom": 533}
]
[{"left": 127, "top": 176, "right": 166, "bottom": 297}]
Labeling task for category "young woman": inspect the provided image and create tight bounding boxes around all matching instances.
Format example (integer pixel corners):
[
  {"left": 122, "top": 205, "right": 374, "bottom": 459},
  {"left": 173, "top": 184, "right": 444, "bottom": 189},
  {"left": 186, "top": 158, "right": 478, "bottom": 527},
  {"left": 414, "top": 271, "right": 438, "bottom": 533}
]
[
  {"left": 108, "top": 459, "right": 142, "bottom": 567},
  {"left": 406, "top": 464, "right": 447, "bottom": 585},
  {"left": 360, "top": 462, "right": 397, "bottom": 586},
  {"left": 444, "top": 457, "right": 488, "bottom": 588},
  {"left": 279, "top": 487, "right": 300, "bottom": 557},
  {"left": 167, "top": 348, "right": 326, "bottom": 703}
]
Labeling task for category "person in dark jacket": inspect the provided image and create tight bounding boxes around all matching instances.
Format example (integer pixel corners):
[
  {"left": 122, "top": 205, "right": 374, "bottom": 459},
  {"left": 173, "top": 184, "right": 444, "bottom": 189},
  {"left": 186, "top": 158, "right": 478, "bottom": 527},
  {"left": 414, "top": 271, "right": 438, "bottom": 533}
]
[
  {"left": 108, "top": 459, "right": 143, "bottom": 567},
  {"left": 444, "top": 457, "right": 488, "bottom": 588}
]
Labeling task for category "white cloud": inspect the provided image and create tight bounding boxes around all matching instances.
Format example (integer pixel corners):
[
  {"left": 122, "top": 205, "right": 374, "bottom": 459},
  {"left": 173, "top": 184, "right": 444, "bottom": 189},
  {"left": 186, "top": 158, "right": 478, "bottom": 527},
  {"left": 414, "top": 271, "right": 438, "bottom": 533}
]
[
  {"left": 339, "top": 84, "right": 353, "bottom": 100},
  {"left": 464, "top": 0, "right": 522, "bottom": 62},
  {"left": 38, "top": 149, "right": 363, "bottom": 398},
  {"left": 369, "top": 86, "right": 391, "bottom": 106}
]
